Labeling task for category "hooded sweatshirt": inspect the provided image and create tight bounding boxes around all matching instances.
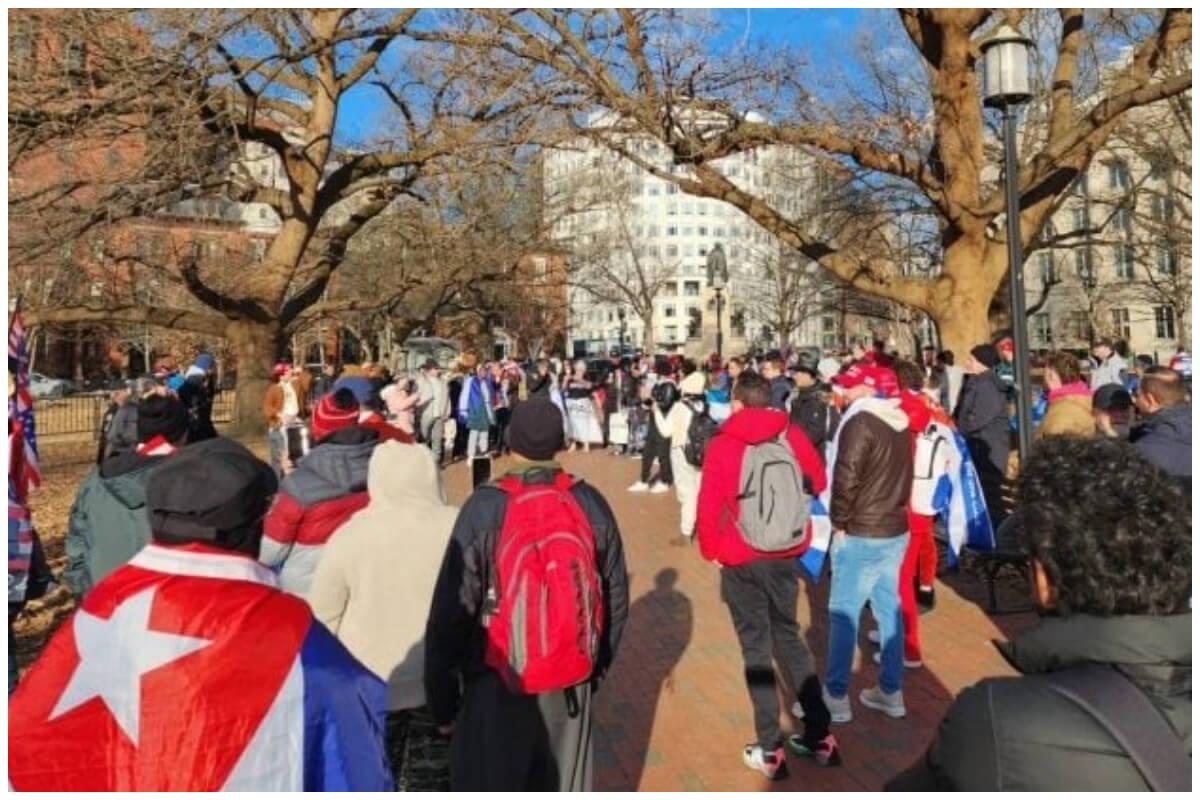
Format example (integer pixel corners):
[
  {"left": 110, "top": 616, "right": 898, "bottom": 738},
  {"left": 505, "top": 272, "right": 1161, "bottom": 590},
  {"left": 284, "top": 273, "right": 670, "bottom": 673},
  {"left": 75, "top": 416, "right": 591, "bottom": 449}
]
[
  {"left": 1037, "top": 381, "right": 1095, "bottom": 439},
  {"left": 830, "top": 397, "right": 913, "bottom": 537},
  {"left": 260, "top": 426, "right": 379, "bottom": 596},
  {"left": 697, "top": 406, "right": 826, "bottom": 566},
  {"left": 307, "top": 441, "right": 458, "bottom": 711},
  {"left": 64, "top": 451, "right": 171, "bottom": 597}
]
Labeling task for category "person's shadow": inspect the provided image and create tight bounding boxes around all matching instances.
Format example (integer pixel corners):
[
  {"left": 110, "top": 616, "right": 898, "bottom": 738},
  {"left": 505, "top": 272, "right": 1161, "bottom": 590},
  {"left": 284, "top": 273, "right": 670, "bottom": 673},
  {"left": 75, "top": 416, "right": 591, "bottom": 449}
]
[{"left": 594, "top": 568, "right": 692, "bottom": 789}]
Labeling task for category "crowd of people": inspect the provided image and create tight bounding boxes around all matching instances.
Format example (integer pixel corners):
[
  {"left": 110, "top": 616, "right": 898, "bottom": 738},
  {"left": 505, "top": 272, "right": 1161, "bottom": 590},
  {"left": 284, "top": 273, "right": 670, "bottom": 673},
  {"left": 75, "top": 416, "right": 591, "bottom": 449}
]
[{"left": 7, "top": 334, "right": 1191, "bottom": 791}]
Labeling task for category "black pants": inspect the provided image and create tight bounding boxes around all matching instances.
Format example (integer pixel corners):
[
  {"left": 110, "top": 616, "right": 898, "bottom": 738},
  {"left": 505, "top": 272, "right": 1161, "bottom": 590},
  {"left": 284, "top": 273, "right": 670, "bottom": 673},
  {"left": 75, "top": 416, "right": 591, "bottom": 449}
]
[
  {"left": 387, "top": 706, "right": 451, "bottom": 791},
  {"left": 720, "top": 560, "right": 830, "bottom": 750},
  {"left": 450, "top": 671, "right": 593, "bottom": 791},
  {"left": 640, "top": 416, "right": 672, "bottom": 485}
]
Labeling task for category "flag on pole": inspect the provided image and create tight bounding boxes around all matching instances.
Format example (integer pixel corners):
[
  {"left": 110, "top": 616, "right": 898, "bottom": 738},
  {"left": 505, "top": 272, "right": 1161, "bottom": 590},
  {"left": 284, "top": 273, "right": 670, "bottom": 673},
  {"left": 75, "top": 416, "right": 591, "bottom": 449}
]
[{"left": 9, "top": 302, "right": 41, "bottom": 499}]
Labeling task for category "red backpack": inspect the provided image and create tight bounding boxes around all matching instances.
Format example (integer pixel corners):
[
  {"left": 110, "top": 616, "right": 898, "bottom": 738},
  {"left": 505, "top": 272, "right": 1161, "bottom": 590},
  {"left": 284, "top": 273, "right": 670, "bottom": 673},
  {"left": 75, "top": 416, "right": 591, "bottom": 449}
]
[{"left": 483, "top": 471, "right": 604, "bottom": 694}]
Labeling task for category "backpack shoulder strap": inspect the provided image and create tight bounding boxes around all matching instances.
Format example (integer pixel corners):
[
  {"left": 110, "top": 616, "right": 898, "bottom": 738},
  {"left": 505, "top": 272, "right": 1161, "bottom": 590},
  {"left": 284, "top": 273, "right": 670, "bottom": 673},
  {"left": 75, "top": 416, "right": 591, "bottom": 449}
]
[{"left": 1039, "top": 665, "right": 1190, "bottom": 791}]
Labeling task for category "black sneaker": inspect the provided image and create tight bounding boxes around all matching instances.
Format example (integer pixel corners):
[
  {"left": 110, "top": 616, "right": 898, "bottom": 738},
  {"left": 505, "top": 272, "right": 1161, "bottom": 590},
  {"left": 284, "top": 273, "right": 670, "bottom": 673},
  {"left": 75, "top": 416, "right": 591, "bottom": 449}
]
[{"left": 917, "top": 586, "right": 935, "bottom": 613}]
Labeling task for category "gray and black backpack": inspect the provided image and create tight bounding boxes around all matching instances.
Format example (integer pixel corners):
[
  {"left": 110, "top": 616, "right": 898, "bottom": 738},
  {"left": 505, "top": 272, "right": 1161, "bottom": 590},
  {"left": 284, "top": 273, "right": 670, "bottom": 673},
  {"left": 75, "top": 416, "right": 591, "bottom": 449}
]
[{"left": 735, "top": 434, "right": 812, "bottom": 552}]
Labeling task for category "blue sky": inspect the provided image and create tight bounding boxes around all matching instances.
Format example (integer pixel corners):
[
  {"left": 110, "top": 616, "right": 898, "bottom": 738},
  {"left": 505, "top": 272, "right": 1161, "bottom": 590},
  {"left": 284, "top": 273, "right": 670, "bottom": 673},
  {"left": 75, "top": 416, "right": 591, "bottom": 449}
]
[{"left": 333, "top": 9, "right": 864, "bottom": 147}]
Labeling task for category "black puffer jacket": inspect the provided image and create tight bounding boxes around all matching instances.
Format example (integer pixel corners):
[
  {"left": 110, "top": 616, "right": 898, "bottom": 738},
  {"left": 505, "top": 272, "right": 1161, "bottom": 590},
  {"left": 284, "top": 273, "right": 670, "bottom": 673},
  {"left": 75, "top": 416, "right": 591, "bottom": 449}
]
[
  {"left": 887, "top": 613, "right": 1191, "bottom": 791},
  {"left": 955, "top": 368, "right": 1010, "bottom": 475},
  {"left": 1131, "top": 402, "right": 1191, "bottom": 481},
  {"left": 424, "top": 463, "right": 629, "bottom": 727}
]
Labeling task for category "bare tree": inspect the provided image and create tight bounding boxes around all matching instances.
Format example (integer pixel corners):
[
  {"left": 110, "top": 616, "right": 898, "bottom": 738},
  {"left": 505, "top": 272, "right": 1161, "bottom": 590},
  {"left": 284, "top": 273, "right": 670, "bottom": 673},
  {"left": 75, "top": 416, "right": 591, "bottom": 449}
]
[
  {"left": 439, "top": 9, "right": 1190, "bottom": 358},
  {"left": 11, "top": 9, "right": 545, "bottom": 432},
  {"left": 553, "top": 163, "right": 679, "bottom": 352}
]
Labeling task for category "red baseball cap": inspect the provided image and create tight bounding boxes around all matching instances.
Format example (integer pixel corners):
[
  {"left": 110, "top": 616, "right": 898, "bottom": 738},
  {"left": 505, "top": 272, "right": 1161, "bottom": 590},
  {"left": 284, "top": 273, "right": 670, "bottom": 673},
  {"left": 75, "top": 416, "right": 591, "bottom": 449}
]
[
  {"left": 272, "top": 361, "right": 291, "bottom": 377},
  {"left": 833, "top": 364, "right": 898, "bottom": 397},
  {"left": 997, "top": 337, "right": 1014, "bottom": 354}
]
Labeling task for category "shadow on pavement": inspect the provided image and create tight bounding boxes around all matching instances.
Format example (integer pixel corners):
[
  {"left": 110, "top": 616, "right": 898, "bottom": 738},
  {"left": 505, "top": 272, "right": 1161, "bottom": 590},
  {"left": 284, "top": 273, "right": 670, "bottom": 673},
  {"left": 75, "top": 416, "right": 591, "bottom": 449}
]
[{"left": 593, "top": 567, "right": 693, "bottom": 790}]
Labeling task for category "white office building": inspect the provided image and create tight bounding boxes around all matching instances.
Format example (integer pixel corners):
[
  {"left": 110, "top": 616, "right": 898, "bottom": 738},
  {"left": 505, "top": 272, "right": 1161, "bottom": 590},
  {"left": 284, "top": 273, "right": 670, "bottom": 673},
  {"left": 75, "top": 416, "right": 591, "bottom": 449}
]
[{"left": 545, "top": 120, "right": 831, "bottom": 360}]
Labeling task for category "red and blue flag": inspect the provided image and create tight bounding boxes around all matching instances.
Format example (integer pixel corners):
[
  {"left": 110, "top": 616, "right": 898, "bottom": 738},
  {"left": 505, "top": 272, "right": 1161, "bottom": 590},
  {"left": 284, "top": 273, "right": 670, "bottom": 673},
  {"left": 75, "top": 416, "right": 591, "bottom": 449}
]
[{"left": 8, "top": 543, "right": 392, "bottom": 791}]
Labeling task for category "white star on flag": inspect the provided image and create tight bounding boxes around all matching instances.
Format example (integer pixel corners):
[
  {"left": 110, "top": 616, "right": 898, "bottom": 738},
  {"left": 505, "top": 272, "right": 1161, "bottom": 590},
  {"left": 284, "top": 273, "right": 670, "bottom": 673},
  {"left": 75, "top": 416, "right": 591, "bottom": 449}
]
[{"left": 49, "top": 586, "right": 212, "bottom": 745}]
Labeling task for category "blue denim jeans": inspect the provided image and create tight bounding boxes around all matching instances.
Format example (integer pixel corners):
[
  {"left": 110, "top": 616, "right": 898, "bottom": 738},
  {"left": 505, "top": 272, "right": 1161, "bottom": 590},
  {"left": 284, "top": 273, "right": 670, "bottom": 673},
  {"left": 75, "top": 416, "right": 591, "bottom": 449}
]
[
  {"left": 825, "top": 532, "right": 910, "bottom": 696},
  {"left": 267, "top": 427, "right": 286, "bottom": 480}
]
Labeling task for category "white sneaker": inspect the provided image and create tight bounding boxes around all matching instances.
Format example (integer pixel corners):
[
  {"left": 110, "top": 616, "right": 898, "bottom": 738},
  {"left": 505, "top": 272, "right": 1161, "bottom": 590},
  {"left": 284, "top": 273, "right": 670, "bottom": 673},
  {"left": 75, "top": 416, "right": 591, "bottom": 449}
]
[
  {"left": 822, "top": 686, "right": 852, "bottom": 724},
  {"left": 791, "top": 701, "right": 805, "bottom": 720},
  {"left": 628, "top": 481, "right": 650, "bottom": 492},
  {"left": 866, "top": 629, "right": 880, "bottom": 645},
  {"left": 872, "top": 651, "right": 923, "bottom": 669},
  {"left": 649, "top": 482, "right": 670, "bottom": 494},
  {"left": 859, "top": 685, "right": 906, "bottom": 718}
]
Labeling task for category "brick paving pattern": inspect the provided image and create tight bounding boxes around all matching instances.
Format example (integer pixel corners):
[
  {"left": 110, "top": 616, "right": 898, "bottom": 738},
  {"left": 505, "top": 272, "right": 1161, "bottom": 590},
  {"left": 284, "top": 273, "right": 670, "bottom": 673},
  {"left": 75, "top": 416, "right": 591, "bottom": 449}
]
[{"left": 444, "top": 450, "right": 1037, "bottom": 791}]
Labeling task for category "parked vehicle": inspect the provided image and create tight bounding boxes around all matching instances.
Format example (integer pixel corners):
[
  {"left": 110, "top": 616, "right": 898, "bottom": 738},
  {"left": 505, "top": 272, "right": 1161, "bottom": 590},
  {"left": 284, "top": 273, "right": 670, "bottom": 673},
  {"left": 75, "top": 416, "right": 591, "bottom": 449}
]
[{"left": 28, "top": 372, "right": 72, "bottom": 399}]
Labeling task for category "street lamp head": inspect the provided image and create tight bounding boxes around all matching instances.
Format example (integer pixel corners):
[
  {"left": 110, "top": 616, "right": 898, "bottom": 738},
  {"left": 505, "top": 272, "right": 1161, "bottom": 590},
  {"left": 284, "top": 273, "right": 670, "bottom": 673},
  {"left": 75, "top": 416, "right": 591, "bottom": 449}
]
[
  {"left": 707, "top": 242, "right": 728, "bottom": 290},
  {"left": 981, "top": 23, "right": 1033, "bottom": 109}
]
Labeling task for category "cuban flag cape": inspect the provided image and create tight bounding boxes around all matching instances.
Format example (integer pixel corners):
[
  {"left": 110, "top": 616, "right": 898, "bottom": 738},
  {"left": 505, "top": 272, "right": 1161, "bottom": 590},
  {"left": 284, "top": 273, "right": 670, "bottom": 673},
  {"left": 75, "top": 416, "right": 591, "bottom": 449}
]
[
  {"left": 928, "top": 420, "right": 996, "bottom": 565},
  {"left": 8, "top": 543, "right": 392, "bottom": 791},
  {"left": 798, "top": 401, "right": 872, "bottom": 579}
]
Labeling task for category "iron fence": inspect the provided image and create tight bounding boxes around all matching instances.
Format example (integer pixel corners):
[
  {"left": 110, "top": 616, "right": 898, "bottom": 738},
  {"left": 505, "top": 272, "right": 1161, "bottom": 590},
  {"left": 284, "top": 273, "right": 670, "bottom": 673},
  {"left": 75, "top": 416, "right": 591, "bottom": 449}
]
[{"left": 34, "top": 390, "right": 236, "bottom": 439}]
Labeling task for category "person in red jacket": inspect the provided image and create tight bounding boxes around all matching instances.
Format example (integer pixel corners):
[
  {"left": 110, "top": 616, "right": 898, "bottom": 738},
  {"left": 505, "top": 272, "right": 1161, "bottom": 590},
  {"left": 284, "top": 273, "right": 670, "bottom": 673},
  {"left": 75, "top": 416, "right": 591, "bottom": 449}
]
[
  {"left": 696, "top": 371, "right": 838, "bottom": 779},
  {"left": 260, "top": 389, "right": 380, "bottom": 597},
  {"left": 882, "top": 360, "right": 944, "bottom": 670}
]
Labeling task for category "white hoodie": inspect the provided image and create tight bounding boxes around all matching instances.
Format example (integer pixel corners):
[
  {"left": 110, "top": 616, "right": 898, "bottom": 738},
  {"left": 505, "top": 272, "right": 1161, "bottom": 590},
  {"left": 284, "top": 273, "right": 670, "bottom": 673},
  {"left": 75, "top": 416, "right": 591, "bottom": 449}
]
[{"left": 307, "top": 440, "right": 459, "bottom": 711}]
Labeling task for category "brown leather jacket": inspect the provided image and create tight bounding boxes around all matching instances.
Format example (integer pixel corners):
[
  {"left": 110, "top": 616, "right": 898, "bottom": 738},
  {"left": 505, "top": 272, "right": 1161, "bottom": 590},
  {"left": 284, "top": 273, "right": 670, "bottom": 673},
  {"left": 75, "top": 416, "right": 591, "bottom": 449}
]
[
  {"left": 263, "top": 377, "right": 308, "bottom": 429},
  {"left": 830, "top": 398, "right": 913, "bottom": 537}
]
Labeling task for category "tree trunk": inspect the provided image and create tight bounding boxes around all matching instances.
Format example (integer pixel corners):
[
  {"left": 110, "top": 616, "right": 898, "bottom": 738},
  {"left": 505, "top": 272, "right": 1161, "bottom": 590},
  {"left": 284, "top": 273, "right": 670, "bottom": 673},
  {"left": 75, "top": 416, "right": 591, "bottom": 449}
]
[
  {"left": 226, "top": 319, "right": 281, "bottom": 438},
  {"left": 930, "top": 296, "right": 992, "bottom": 364},
  {"left": 642, "top": 315, "right": 655, "bottom": 354}
]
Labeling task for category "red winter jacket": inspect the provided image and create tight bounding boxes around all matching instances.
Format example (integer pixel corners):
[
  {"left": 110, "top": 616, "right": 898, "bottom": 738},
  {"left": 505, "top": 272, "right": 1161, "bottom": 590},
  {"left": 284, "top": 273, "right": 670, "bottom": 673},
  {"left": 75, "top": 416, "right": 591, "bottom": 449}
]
[{"left": 697, "top": 406, "right": 827, "bottom": 567}]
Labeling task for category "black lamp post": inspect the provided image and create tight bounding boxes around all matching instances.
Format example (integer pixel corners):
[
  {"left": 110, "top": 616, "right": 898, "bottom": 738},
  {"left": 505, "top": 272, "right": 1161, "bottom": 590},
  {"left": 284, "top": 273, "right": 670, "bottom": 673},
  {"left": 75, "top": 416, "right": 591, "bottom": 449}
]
[
  {"left": 982, "top": 23, "right": 1035, "bottom": 462},
  {"left": 707, "top": 243, "right": 728, "bottom": 362},
  {"left": 617, "top": 307, "right": 626, "bottom": 355}
]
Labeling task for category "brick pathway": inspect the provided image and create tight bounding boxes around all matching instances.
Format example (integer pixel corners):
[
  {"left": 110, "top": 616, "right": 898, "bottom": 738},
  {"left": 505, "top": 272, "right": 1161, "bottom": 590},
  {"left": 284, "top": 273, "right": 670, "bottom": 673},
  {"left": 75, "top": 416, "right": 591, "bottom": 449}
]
[{"left": 444, "top": 450, "right": 1036, "bottom": 791}]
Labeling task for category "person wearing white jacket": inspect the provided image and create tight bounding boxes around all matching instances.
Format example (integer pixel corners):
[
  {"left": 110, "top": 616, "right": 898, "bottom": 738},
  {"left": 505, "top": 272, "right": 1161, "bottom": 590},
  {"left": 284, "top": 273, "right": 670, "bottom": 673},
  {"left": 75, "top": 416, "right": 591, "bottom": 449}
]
[
  {"left": 667, "top": 372, "right": 707, "bottom": 542},
  {"left": 308, "top": 440, "right": 459, "bottom": 790}
]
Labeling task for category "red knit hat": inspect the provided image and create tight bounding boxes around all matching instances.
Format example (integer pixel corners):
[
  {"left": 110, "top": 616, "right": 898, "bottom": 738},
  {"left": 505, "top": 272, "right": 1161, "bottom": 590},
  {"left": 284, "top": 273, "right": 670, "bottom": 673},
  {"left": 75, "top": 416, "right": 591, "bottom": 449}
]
[{"left": 311, "top": 389, "right": 359, "bottom": 440}]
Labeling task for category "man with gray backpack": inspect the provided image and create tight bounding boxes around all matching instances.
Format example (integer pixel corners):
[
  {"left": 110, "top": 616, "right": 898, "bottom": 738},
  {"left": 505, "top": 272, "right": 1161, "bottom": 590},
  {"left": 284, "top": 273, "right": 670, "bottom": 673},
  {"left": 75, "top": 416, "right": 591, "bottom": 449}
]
[{"left": 696, "top": 370, "right": 839, "bottom": 779}]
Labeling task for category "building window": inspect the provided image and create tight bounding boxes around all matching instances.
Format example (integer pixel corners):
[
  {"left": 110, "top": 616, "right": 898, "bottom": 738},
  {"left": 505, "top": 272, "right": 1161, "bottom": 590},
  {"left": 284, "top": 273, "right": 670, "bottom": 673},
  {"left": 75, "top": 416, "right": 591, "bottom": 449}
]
[
  {"left": 1155, "top": 244, "right": 1178, "bottom": 275},
  {"left": 1111, "top": 206, "right": 1133, "bottom": 237},
  {"left": 1107, "top": 160, "right": 1130, "bottom": 190},
  {"left": 10, "top": 28, "right": 33, "bottom": 78},
  {"left": 1074, "top": 248, "right": 1094, "bottom": 285},
  {"left": 1072, "top": 172, "right": 1089, "bottom": 196},
  {"left": 697, "top": 226, "right": 708, "bottom": 237},
  {"left": 687, "top": 307, "right": 701, "bottom": 339},
  {"left": 683, "top": 281, "right": 700, "bottom": 297},
  {"left": 731, "top": 308, "right": 746, "bottom": 338},
  {"left": 1150, "top": 194, "right": 1172, "bottom": 223},
  {"left": 666, "top": 244, "right": 678, "bottom": 257},
  {"left": 1155, "top": 306, "right": 1176, "bottom": 340},
  {"left": 682, "top": 202, "right": 693, "bottom": 215},
  {"left": 696, "top": 203, "right": 707, "bottom": 216},
  {"left": 648, "top": 184, "right": 660, "bottom": 196},
  {"left": 1114, "top": 245, "right": 1135, "bottom": 279},
  {"left": 666, "top": 183, "right": 678, "bottom": 195},
  {"left": 1032, "top": 312, "right": 1052, "bottom": 345},
  {"left": 661, "top": 282, "right": 677, "bottom": 298},
  {"left": 1036, "top": 251, "right": 1055, "bottom": 285},
  {"left": 1067, "top": 311, "right": 1090, "bottom": 341},
  {"left": 697, "top": 244, "right": 707, "bottom": 257},
  {"left": 64, "top": 39, "right": 86, "bottom": 73},
  {"left": 667, "top": 203, "right": 677, "bottom": 216},
  {"left": 714, "top": 226, "right": 725, "bottom": 238},
  {"left": 1111, "top": 307, "right": 1131, "bottom": 340},
  {"left": 667, "top": 226, "right": 678, "bottom": 236},
  {"left": 648, "top": 244, "right": 659, "bottom": 257},
  {"left": 1071, "top": 206, "right": 1089, "bottom": 233},
  {"left": 683, "top": 226, "right": 693, "bottom": 237},
  {"left": 664, "top": 325, "right": 678, "bottom": 342},
  {"left": 647, "top": 224, "right": 658, "bottom": 237}
]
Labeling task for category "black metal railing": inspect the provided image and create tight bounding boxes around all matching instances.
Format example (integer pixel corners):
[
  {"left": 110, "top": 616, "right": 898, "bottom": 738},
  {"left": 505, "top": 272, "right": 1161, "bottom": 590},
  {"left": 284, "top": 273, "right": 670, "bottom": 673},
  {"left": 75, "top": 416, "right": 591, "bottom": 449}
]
[{"left": 34, "top": 390, "right": 236, "bottom": 439}]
